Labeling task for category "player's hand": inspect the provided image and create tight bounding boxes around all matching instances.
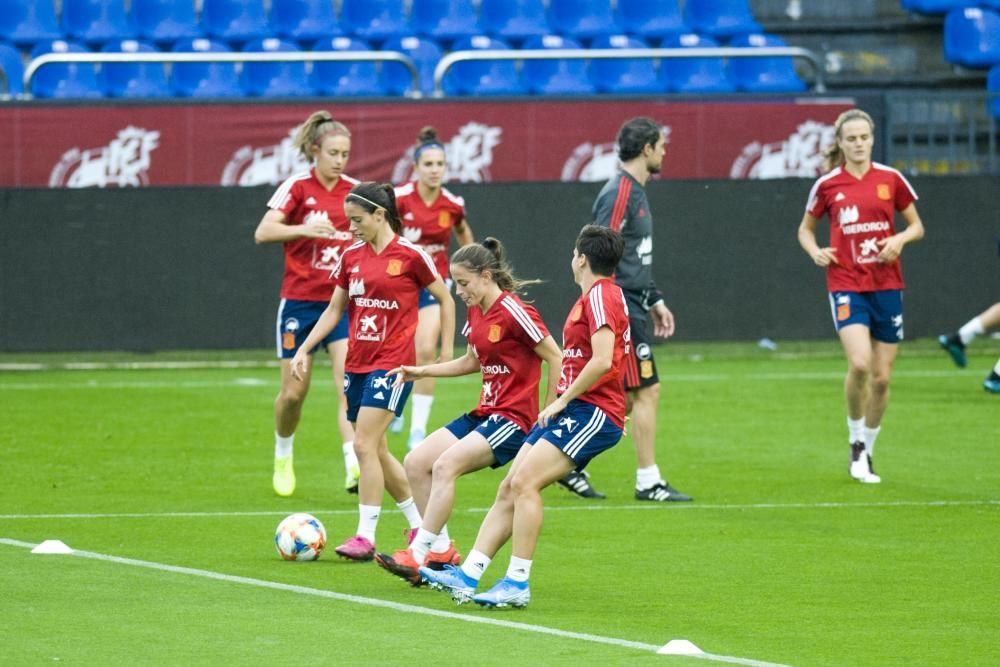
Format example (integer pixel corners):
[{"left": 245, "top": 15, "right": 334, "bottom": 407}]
[
  {"left": 536, "top": 396, "right": 567, "bottom": 429},
  {"left": 876, "top": 235, "right": 903, "bottom": 263},
  {"left": 289, "top": 351, "right": 310, "bottom": 381},
  {"left": 388, "top": 365, "right": 422, "bottom": 385},
  {"left": 299, "top": 221, "right": 336, "bottom": 239},
  {"left": 651, "top": 302, "right": 675, "bottom": 338},
  {"left": 811, "top": 247, "right": 838, "bottom": 267}
]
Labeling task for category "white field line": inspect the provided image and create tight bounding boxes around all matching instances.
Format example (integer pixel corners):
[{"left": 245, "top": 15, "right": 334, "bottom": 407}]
[
  {"left": 1, "top": 499, "right": 996, "bottom": 521},
  {"left": 0, "top": 537, "right": 789, "bottom": 667}
]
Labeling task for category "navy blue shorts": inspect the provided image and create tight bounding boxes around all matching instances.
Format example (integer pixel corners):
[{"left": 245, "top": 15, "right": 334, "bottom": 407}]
[
  {"left": 525, "top": 400, "right": 623, "bottom": 470},
  {"left": 275, "top": 298, "right": 349, "bottom": 359},
  {"left": 444, "top": 413, "right": 528, "bottom": 469},
  {"left": 344, "top": 370, "right": 413, "bottom": 423},
  {"left": 418, "top": 279, "right": 452, "bottom": 310},
  {"left": 828, "top": 290, "right": 904, "bottom": 343}
]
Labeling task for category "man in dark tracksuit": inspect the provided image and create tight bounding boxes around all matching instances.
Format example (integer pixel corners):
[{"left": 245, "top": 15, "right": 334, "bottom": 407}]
[{"left": 557, "top": 117, "right": 692, "bottom": 502}]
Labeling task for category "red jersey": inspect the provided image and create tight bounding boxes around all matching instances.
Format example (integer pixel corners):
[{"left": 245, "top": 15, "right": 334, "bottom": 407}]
[
  {"left": 557, "top": 278, "right": 630, "bottom": 428},
  {"left": 394, "top": 181, "right": 466, "bottom": 278},
  {"left": 805, "top": 162, "right": 917, "bottom": 293},
  {"left": 268, "top": 169, "right": 359, "bottom": 302},
  {"left": 463, "top": 292, "right": 551, "bottom": 433},
  {"left": 332, "top": 236, "right": 439, "bottom": 373}
]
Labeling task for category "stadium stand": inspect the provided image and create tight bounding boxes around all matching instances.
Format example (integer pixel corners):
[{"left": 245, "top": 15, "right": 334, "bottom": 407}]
[
  {"left": 441, "top": 35, "right": 524, "bottom": 96},
  {"left": 131, "top": 0, "right": 202, "bottom": 44},
  {"left": 380, "top": 34, "right": 443, "bottom": 96},
  {"left": 100, "top": 38, "right": 169, "bottom": 97},
  {"left": 410, "top": 0, "right": 479, "bottom": 47},
  {"left": 989, "top": 64, "right": 1000, "bottom": 118},
  {"left": 270, "top": 0, "right": 343, "bottom": 43},
  {"left": 943, "top": 7, "right": 1000, "bottom": 68},
  {"left": 0, "top": 0, "right": 63, "bottom": 47},
  {"left": 241, "top": 37, "right": 313, "bottom": 97},
  {"left": 0, "top": 41, "right": 25, "bottom": 96},
  {"left": 617, "top": 0, "right": 688, "bottom": 44},
  {"left": 201, "top": 0, "right": 270, "bottom": 44},
  {"left": 170, "top": 37, "right": 242, "bottom": 97},
  {"left": 727, "top": 32, "right": 806, "bottom": 92},
  {"left": 63, "top": 0, "right": 133, "bottom": 45},
  {"left": 478, "top": 0, "right": 550, "bottom": 44},
  {"left": 548, "top": 0, "right": 621, "bottom": 42},
  {"left": 521, "top": 34, "right": 595, "bottom": 95},
  {"left": 900, "top": 0, "right": 971, "bottom": 14},
  {"left": 588, "top": 34, "right": 660, "bottom": 93},
  {"left": 339, "top": 0, "right": 409, "bottom": 44},
  {"left": 684, "top": 0, "right": 762, "bottom": 39},
  {"left": 29, "top": 39, "right": 101, "bottom": 98},
  {"left": 309, "top": 36, "right": 384, "bottom": 96},
  {"left": 658, "top": 32, "right": 734, "bottom": 92}
]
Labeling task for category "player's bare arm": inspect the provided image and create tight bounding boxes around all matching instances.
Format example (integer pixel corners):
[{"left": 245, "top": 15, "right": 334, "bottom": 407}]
[
  {"left": 877, "top": 203, "right": 925, "bottom": 263},
  {"left": 254, "top": 208, "right": 334, "bottom": 244},
  {"left": 533, "top": 336, "right": 563, "bottom": 408},
  {"left": 798, "top": 212, "right": 838, "bottom": 266},
  {"left": 289, "top": 287, "right": 347, "bottom": 381},
  {"left": 427, "top": 277, "right": 456, "bottom": 362},
  {"left": 389, "top": 347, "right": 480, "bottom": 384},
  {"left": 454, "top": 219, "right": 474, "bottom": 247}
]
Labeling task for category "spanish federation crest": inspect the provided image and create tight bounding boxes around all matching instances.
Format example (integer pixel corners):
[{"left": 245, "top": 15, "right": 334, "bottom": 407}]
[
  {"left": 386, "top": 259, "right": 402, "bottom": 276},
  {"left": 488, "top": 324, "right": 502, "bottom": 342}
]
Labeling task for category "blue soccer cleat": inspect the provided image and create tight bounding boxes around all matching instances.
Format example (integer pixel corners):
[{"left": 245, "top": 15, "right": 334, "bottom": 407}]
[
  {"left": 472, "top": 577, "right": 531, "bottom": 609},
  {"left": 984, "top": 372, "right": 1000, "bottom": 394},
  {"left": 938, "top": 334, "right": 967, "bottom": 368},
  {"left": 419, "top": 564, "right": 477, "bottom": 604}
]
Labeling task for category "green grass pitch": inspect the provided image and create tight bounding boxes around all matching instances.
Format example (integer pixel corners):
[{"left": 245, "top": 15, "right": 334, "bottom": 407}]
[{"left": 1, "top": 339, "right": 998, "bottom": 666}]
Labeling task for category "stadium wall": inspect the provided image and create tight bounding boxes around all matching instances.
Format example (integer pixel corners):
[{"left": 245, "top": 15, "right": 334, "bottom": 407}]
[{"left": 1, "top": 177, "right": 996, "bottom": 352}]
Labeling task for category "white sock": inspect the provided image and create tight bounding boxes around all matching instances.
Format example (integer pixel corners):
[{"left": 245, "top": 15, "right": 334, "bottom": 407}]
[
  {"left": 356, "top": 504, "right": 380, "bottom": 543},
  {"left": 959, "top": 317, "right": 985, "bottom": 345},
  {"left": 847, "top": 417, "right": 865, "bottom": 444},
  {"left": 396, "top": 497, "right": 422, "bottom": 529},
  {"left": 410, "top": 528, "right": 437, "bottom": 564},
  {"left": 993, "top": 359, "right": 1000, "bottom": 375},
  {"left": 863, "top": 424, "right": 881, "bottom": 456},
  {"left": 460, "top": 549, "right": 491, "bottom": 582},
  {"left": 506, "top": 556, "right": 532, "bottom": 583},
  {"left": 636, "top": 465, "right": 662, "bottom": 490},
  {"left": 274, "top": 432, "right": 294, "bottom": 459},
  {"left": 410, "top": 394, "right": 434, "bottom": 433},
  {"left": 431, "top": 524, "right": 451, "bottom": 552},
  {"left": 342, "top": 440, "right": 357, "bottom": 469}
]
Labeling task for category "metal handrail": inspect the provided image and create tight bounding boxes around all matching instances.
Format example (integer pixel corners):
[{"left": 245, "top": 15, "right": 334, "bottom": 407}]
[
  {"left": 0, "top": 65, "right": 8, "bottom": 98},
  {"left": 433, "top": 46, "right": 827, "bottom": 96},
  {"left": 21, "top": 51, "right": 421, "bottom": 99}
]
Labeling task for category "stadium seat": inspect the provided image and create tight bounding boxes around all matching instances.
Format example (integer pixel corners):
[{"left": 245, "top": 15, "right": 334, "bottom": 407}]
[
  {"left": 617, "top": 0, "right": 687, "bottom": 43},
  {"left": 380, "top": 35, "right": 442, "bottom": 96},
  {"left": 683, "top": 0, "right": 762, "bottom": 40},
  {"left": 201, "top": 0, "right": 270, "bottom": 45},
  {"left": 241, "top": 37, "right": 313, "bottom": 96},
  {"left": 521, "top": 34, "right": 594, "bottom": 95},
  {"left": 131, "top": 0, "right": 202, "bottom": 44},
  {"left": 0, "top": 42, "right": 25, "bottom": 96},
  {"left": 340, "top": 0, "right": 409, "bottom": 44},
  {"left": 29, "top": 39, "right": 102, "bottom": 98},
  {"left": 442, "top": 35, "right": 524, "bottom": 96},
  {"left": 658, "top": 32, "right": 734, "bottom": 93},
  {"left": 411, "top": 0, "right": 478, "bottom": 46},
  {"left": 900, "top": 0, "right": 972, "bottom": 15},
  {"left": 310, "top": 36, "right": 384, "bottom": 97},
  {"left": 944, "top": 7, "right": 1000, "bottom": 68},
  {"left": 63, "top": 0, "right": 133, "bottom": 45},
  {"left": 988, "top": 64, "right": 1000, "bottom": 119},
  {"left": 270, "top": 0, "right": 342, "bottom": 43},
  {"left": 589, "top": 34, "right": 659, "bottom": 94},
  {"left": 100, "top": 39, "right": 169, "bottom": 97},
  {"left": 548, "top": 0, "right": 621, "bottom": 42},
  {"left": 0, "top": 0, "right": 63, "bottom": 47},
  {"left": 478, "top": 0, "right": 549, "bottom": 44},
  {"left": 727, "top": 33, "right": 806, "bottom": 92},
  {"left": 170, "top": 38, "right": 242, "bottom": 97}
]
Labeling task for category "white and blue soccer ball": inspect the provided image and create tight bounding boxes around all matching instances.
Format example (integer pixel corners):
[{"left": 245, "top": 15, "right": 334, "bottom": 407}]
[{"left": 275, "top": 513, "right": 327, "bottom": 561}]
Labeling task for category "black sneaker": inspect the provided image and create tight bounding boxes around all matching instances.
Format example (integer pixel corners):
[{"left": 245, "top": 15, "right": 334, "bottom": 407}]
[
  {"left": 635, "top": 482, "right": 693, "bottom": 502},
  {"left": 938, "top": 334, "right": 967, "bottom": 368},
  {"left": 557, "top": 470, "right": 606, "bottom": 499}
]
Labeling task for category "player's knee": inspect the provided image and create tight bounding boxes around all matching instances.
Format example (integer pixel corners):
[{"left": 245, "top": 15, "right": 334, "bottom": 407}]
[
  {"left": 430, "top": 455, "right": 459, "bottom": 484},
  {"left": 276, "top": 386, "right": 307, "bottom": 408},
  {"left": 404, "top": 448, "right": 433, "bottom": 479}
]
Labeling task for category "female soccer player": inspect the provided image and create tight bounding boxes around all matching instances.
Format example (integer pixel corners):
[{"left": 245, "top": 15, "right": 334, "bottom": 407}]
[
  {"left": 290, "top": 182, "right": 455, "bottom": 561},
  {"left": 372, "top": 238, "right": 562, "bottom": 584},
  {"left": 797, "top": 108, "right": 925, "bottom": 483},
  {"left": 421, "top": 225, "right": 630, "bottom": 608},
  {"left": 392, "top": 127, "right": 475, "bottom": 449},
  {"left": 253, "top": 110, "right": 359, "bottom": 498}
]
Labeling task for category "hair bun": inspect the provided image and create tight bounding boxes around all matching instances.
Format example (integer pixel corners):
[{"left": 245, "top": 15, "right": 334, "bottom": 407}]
[{"left": 418, "top": 126, "right": 439, "bottom": 144}]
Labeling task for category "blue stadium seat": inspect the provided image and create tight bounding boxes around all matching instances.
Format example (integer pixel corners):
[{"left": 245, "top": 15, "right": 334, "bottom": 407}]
[
  {"left": 522, "top": 34, "right": 594, "bottom": 95},
  {"left": 659, "top": 32, "right": 734, "bottom": 93},
  {"left": 0, "top": 41, "right": 25, "bottom": 96},
  {"left": 728, "top": 33, "right": 805, "bottom": 92},
  {"left": 310, "top": 36, "right": 384, "bottom": 96},
  {"left": 170, "top": 38, "right": 242, "bottom": 97},
  {"left": 63, "top": 0, "right": 133, "bottom": 45},
  {"left": 478, "top": 0, "right": 549, "bottom": 44},
  {"left": 683, "top": 0, "right": 762, "bottom": 40},
  {"left": 0, "top": 0, "right": 63, "bottom": 47},
  {"left": 944, "top": 7, "right": 1000, "bottom": 68},
  {"left": 100, "top": 39, "right": 168, "bottom": 97},
  {"left": 340, "top": 0, "right": 409, "bottom": 44},
  {"left": 201, "top": 0, "right": 270, "bottom": 44},
  {"left": 589, "top": 34, "right": 659, "bottom": 94},
  {"left": 548, "top": 0, "right": 621, "bottom": 42},
  {"left": 241, "top": 37, "right": 313, "bottom": 96},
  {"left": 442, "top": 35, "right": 524, "bottom": 95},
  {"left": 617, "top": 0, "right": 686, "bottom": 43},
  {"left": 988, "top": 64, "right": 1000, "bottom": 119},
  {"left": 270, "top": 0, "right": 342, "bottom": 43},
  {"left": 900, "top": 0, "right": 972, "bottom": 15},
  {"left": 29, "top": 39, "right": 102, "bottom": 98},
  {"left": 411, "top": 0, "right": 478, "bottom": 46},
  {"left": 380, "top": 35, "right": 442, "bottom": 96},
  {"left": 131, "top": 0, "right": 201, "bottom": 44}
]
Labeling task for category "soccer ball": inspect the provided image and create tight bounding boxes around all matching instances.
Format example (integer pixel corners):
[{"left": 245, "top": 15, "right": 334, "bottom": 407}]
[{"left": 275, "top": 513, "right": 327, "bottom": 561}]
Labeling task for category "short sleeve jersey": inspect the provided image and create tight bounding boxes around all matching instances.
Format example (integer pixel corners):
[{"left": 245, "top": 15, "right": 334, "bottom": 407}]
[
  {"left": 557, "top": 278, "right": 631, "bottom": 428},
  {"left": 267, "top": 170, "right": 359, "bottom": 302},
  {"left": 332, "top": 236, "right": 439, "bottom": 373},
  {"left": 805, "top": 162, "right": 917, "bottom": 292},
  {"left": 394, "top": 181, "right": 466, "bottom": 278},
  {"left": 463, "top": 292, "right": 551, "bottom": 433}
]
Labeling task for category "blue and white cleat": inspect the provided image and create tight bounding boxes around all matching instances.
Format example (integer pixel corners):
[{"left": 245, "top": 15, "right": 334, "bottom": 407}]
[
  {"left": 472, "top": 577, "right": 531, "bottom": 609},
  {"left": 418, "top": 564, "right": 477, "bottom": 604},
  {"left": 389, "top": 415, "right": 405, "bottom": 433}
]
